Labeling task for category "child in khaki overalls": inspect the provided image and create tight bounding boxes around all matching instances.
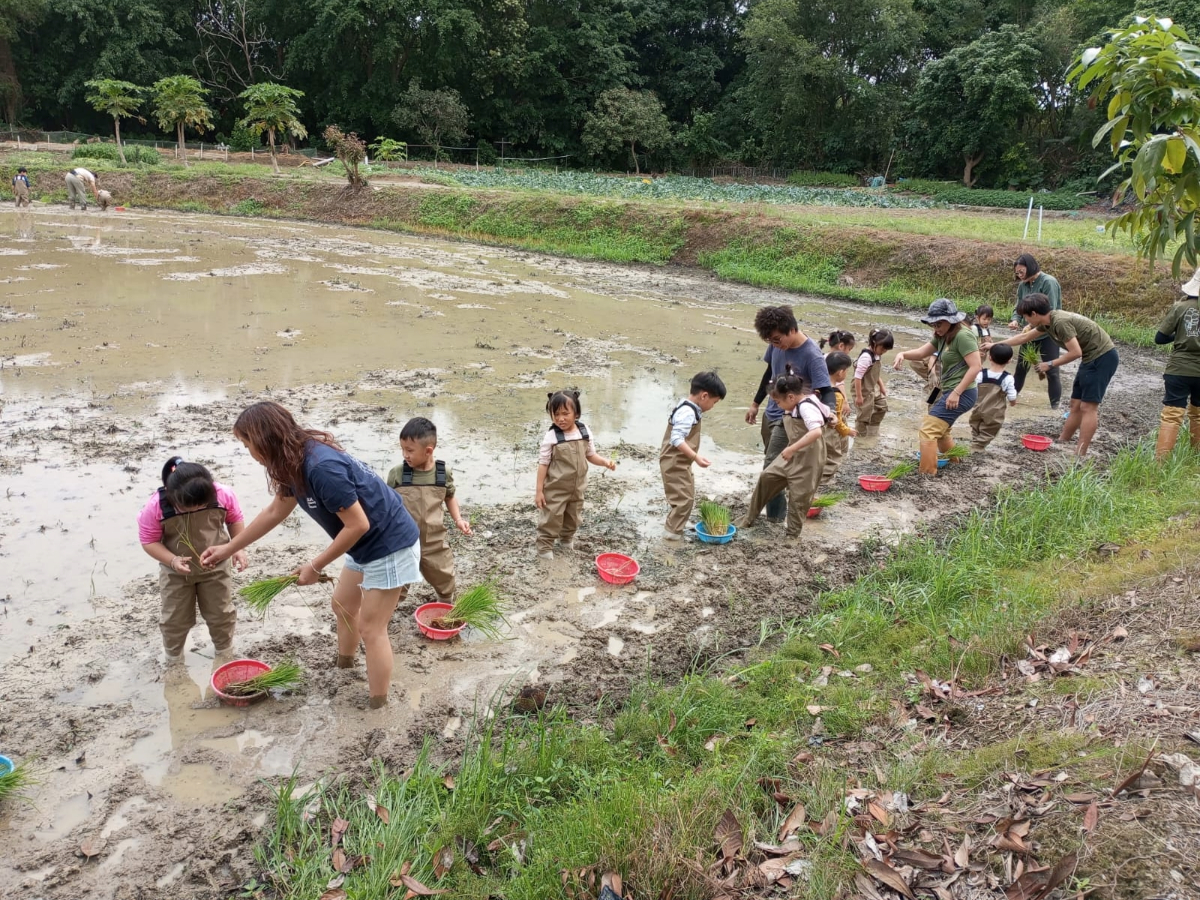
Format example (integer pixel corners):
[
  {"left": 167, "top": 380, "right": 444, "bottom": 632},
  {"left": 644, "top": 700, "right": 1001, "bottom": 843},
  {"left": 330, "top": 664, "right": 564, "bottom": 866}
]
[
  {"left": 854, "top": 329, "right": 893, "bottom": 436},
  {"left": 385, "top": 417, "right": 471, "bottom": 602},
  {"left": 660, "top": 371, "right": 726, "bottom": 540},
  {"left": 740, "top": 374, "right": 831, "bottom": 537},
  {"left": 969, "top": 343, "right": 1018, "bottom": 451},
  {"left": 820, "top": 352, "right": 858, "bottom": 485},
  {"left": 535, "top": 391, "right": 617, "bottom": 559},
  {"left": 137, "top": 458, "right": 247, "bottom": 661}
]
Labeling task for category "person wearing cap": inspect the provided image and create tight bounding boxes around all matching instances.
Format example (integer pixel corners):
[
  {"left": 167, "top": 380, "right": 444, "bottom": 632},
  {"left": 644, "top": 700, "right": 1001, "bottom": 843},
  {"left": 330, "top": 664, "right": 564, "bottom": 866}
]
[
  {"left": 64, "top": 166, "right": 99, "bottom": 210},
  {"left": 892, "top": 299, "right": 982, "bottom": 475},
  {"left": 1010, "top": 253, "right": 1063, "bottom": 409},
  {"left": 12, "top": 167, "right": 31, "bottom": 207},
  {"left": 1153, "top": 266, "right": 1200, "bottom": 459},
  {"left": 988, "top": 295, "right": 1118, "bottom": 458}
]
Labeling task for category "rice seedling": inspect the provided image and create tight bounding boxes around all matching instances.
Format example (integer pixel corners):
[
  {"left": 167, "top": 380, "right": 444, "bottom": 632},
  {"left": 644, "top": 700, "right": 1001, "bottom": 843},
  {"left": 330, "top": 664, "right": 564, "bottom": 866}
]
[
  {"left": 810, "top": 492, "right": 848, "bottom": 509},
  {"left": 239, "top": 575, "right": 299, "bottom": 613},
  {"left": 223, "top": 660, "right": 304, "bottom": 697},
  {"left": 941, "top": 445, "right": 971, "bottom": 460},
  {"left": 885, "top": 460, "right": 917, "bottom": 481},
  {"left": 1019, "top": 343, "right": 1045, "bottom": 379},
  {"left": 431, "top": 581, "right": 509, "bottom": 639},
  {"left": 698, "top": 500, "right": 732, "bottom": 536},
  {"left": 0, "top": 760, "right": 36, "bottom": 804}
]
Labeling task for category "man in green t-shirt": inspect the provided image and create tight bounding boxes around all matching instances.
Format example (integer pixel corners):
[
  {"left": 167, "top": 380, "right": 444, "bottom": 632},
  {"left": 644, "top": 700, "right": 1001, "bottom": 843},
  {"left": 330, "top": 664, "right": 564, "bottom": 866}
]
[
  {"left": 1153, "top": 266, "right": 1200, "bottom": 459},
  {"left": 1010, "top": 254, "right": 1063, "bottom": 409},
  {"left": 989, "top": 294, "right": 1118, "bottom": 458}
]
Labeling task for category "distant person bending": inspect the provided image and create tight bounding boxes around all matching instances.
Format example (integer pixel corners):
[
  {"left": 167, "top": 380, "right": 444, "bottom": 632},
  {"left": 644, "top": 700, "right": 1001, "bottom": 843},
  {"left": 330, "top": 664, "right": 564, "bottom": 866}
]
[
  {"left": 1010, "top": 253, "right": 1063, "bottom": 409},
  {"left": 64, "top": 166, "right": 99, "bottom": 210}
]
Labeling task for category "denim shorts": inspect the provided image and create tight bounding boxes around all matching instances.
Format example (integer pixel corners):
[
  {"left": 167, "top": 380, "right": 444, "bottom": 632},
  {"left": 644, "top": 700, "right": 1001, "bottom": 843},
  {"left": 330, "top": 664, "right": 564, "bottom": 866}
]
[
  {"left": 344, "top": 541, "right": 420, "bottom": 591},
  {"left": 928, "top": 387, "right": 977, "bottom": 425},
  {"left": 1071, "top": 348, "right": 1119, "bottom": 404}
]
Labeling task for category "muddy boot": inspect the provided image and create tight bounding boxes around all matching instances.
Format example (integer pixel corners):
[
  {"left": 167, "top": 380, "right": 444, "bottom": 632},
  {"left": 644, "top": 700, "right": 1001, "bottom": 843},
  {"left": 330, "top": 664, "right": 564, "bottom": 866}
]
[
  {"left": 1158, "top": 406, "right": 1185, "bottom": 460},
  {"left": 368, "top": 695, "right": 388, "bottom": 709},
  {"left": 336, "top": 654, "right": 356, "bottom": 669},
  {"left": 1188, "top": 405, "right": 1200, "bottom": 451},
  {"left": 918, "top": 440, "right": 940, "bottom": 476}
]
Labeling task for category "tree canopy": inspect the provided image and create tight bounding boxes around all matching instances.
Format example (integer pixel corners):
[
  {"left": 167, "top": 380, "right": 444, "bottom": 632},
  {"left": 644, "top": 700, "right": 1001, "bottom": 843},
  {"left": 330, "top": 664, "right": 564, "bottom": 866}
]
[{"left": 239, "top": 81, "right": 306, "bottom": 173}]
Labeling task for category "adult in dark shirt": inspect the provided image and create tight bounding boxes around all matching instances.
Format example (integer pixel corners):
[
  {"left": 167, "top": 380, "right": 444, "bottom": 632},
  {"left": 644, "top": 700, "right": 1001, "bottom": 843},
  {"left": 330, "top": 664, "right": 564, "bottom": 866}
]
[
  {"left": 201, "top": 401, "right": 420, "bottom": 709},
  {"left": 1154, "top": 266, "right": 1200, "bottom": 459},
  {"left": 745, "top": 306, "right": 834, "bottom": 520}
]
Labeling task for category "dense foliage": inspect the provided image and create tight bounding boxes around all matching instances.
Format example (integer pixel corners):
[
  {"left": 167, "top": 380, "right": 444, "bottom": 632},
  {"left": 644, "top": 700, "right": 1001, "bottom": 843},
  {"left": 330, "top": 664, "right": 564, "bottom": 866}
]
[{"left": 3, "top": 0, "right": 1200, "bottom": 187}]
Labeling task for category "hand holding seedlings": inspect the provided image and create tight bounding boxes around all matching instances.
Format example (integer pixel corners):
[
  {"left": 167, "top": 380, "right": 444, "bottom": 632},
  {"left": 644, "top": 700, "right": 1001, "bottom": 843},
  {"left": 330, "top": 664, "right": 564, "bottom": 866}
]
[{"left": 292, "top": 560, "right": 324, "bottom": 586}]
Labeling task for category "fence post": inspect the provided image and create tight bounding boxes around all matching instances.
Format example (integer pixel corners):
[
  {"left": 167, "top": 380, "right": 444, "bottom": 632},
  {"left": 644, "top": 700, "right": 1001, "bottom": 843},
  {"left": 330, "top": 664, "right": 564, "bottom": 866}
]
[
  {"left": 476, "top": 147, "right": 479, "bottom": 170},
  {"left": 200, "top": 142, "right": 204, "bottom": 160}
]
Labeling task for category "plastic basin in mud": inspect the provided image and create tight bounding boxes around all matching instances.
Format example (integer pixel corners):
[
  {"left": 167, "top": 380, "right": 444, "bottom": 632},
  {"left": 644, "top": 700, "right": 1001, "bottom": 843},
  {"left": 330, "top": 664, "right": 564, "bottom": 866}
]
[
  {"left": 415, "top": 602, "right": 464, "bottom": 640},
  {"left": 858, "top": 475, "right": 893, "bottom": 492},
  {"left": 0, "top": 754, "right": 12, "bottom": 775},
  {"left": 1022, "top": 434, "right": 1054, "bottom": 451},
  {"left": 807, "top": 507, "right": 823, "bottom": 519},
  {"left": 694, "top": 522, "right": 736, "bottom": 544},
  {"left": 211, "top": 659, "right": 272, "bottom": 707},
  {"left": 912, "top": 453, "right": 950, "bottom": 469},
  {"left": 596, "top": 553, "right": 640, "bottom": 584}
]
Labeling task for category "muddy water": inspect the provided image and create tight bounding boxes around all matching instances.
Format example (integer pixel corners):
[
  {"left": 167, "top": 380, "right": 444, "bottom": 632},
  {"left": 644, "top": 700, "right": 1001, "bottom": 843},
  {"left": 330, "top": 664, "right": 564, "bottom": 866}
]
[{"left": 0, "top": 205, "right": 1087, "bottom": 898}]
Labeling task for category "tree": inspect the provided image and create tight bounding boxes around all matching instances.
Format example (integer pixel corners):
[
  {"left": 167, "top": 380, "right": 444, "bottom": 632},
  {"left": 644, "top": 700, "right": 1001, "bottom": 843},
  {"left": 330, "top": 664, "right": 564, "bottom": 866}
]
[
  {"left": 151, "top": 75, "right": 213, "bottom": 167},
  {"left": 392, "top": 80, "right": 470, "bottom": 169},
  {"left": 84, "top": 79, "right": 143, "bottom": 164},
  {"left": 1070, "top": 16, "right": 1200, "bottom": 273},
  {"left": 582, "top": 87, "right": 671, "bottom": 174},
  {"left": 324, "top": 124, "right": 367, "bottom": 188},
  {"left": 194, "top": 0, "right": 279, "bottom": 101},
  {"left": 907, "top": 25, "right": 1040, "bottom": 185},
  {"left": 0, "top": 0, "right": 45, "bottom": 124},
  {"left": 239, "top": 82, "right": 306, "bottom": 173}
]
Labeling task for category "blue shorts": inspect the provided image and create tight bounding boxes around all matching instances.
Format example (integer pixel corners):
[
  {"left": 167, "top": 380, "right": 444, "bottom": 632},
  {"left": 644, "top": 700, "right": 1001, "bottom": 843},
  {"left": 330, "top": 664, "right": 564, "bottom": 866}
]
[
  {"left": 343, "top": 541, "right": 420, "bottom": 591},
  {"left": 928, "top": 387, "right": 977, "bottom": 425},
  {"left": 1071, "top": 348, "right": 1119, "bottom": 405}
]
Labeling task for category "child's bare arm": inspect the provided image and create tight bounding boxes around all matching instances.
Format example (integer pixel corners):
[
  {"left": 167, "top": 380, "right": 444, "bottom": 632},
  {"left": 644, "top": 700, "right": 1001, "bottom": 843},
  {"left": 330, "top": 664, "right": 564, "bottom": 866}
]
[
  {"left": 227, "top": 520, "right": 249, "bottom": 572},
  {"left": 854, "top": 377, "right": 865, "bottom": 405},
  {"left": 780, "top": 426, "right": 822, "bottom": 460},
  {"left": 586, "top": 451, "right": 617, "bottom": 471},
  {"left": 535, "top": 464, "right": 548, "bottom": 509},
  {"left": 446, "top": 495, "right": 472, "bottom": 535},
  {"left": 142, "top": 540, "right": 191, "bottom": 575}
]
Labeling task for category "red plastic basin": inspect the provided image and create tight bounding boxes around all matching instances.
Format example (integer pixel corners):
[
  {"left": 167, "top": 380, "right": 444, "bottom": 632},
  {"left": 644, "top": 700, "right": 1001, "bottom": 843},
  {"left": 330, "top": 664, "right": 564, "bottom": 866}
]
[
  {"left": 1022, "top": 434, "right": 1054, "bottom": 451},
  {"left": 415, "top": 602, "right": 464, "bottom": 640},
  {"left": 858, "top": 475, "right": 893, "bottom": 492},
  {"left": 807, "top": 507, "right": 822, "bottom": 519},
  {"left": 596, "top": 553, "right": 639, "bottom": 585},
  {"left": 211, "top": 658, "right": 271, "bottom": 707}
]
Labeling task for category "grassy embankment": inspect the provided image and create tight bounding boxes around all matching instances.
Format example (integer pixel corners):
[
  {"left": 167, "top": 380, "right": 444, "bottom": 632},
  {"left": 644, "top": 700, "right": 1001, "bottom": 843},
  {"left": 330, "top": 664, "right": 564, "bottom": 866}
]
[
  {"left": 0, "top": 152, "right": 1179, "bottom": 345},
  {"left": 246, "top": 442, "right": 1200, "bottom": 900}
]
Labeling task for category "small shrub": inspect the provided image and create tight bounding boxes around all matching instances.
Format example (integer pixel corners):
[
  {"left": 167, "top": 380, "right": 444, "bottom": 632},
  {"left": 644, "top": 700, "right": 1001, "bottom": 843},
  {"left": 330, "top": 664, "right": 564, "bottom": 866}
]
[
  {"left": 176, "top": 200, "right": 210, "bottom": 213},
  {"left": 227, "top": 122, "right": 258, "bottom": 152},
  {"left": 932, "top": 187, "right": 1087, "bottom": 211},
  {"left": 787, "top": 170, "right": 859, "bottom": 188},
  {"left": 70, "top": 143, "right": 159, "bottom": 165},
  {"left": 232, "top": 198, "right": 266, "bottom": 216},
  {"left": 888, "top": 178, "right": 958, "bottom": 195}
]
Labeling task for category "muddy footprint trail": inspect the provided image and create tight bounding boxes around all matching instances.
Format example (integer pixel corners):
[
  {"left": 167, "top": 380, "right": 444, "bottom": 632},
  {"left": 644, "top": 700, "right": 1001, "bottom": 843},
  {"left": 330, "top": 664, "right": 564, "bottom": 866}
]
[{"left": 0, "top": 205, "right": 1161, "bottom": 898}]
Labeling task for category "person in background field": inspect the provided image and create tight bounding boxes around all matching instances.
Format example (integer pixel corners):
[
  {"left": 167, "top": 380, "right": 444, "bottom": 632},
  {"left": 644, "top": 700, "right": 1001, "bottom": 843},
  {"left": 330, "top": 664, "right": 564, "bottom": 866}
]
[
  {"left": 820, "top": 351, "right": 857, "bottom": 485},
  {"left": 987, "top": 294, "right": 1118, "bottom": 458},
  {"left": 969, "top": 344, "right": 1018, "bottom": 452},
  {"left": 659, "top": 371, "right": 727, "bottom": 540},
  {"left": 1153, "top": 266, "right": 1200, "bottom": 459},
  {"left": 854, "top": 329, "right": 893, "bottom": 437},
  {"left": 138, "top": 457, "right": 247, "bottom": 662},
  {"left": 972, "top": 305, "right": 994, "bottom": 344},
  {"left": 12, "top": 167, "right": 31, "bottom": 207},
  {"left": 1010, "top": 253, "right": 1063, "bottom": 409},
  {"left": 386, "top": 417, "right": 472, "bottom": 603},
  {"left": 201, "top": 401, "right": 422, "bottom": 710},
  {"left": 97, "top": 189, "right": 113, "bottom": 210},
  {"left": 819, "top": 330, "right": 855, "bottom": 354},
  {"left": 745, "top": 306, "right": 834, "bottom": 522},
  {"left": 65, "top": 166, "right": 99, "bottom": 210}
]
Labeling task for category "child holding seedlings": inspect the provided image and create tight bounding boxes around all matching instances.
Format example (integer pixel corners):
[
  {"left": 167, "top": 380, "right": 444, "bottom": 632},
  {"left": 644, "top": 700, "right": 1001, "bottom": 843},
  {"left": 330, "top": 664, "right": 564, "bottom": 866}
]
[
  {"left": 854, "top": 329, "right": 893, "bottom": 436},
  {"left": 535, "top": 390, "right": 617, "bottom": 559},
  {"left": 821, "top": 351, "right": 858, "bottom": 485},
  {"left": 740, "top": 374, "right": 831, "bottom": 537},
  {"left": 385, "top": 416, "right": 472, "bottom": 602},
  {"left": 138, "top": 457, "right": 248, "bottom": 661},
  {"left": 968, "top": 343, "right": 1018, "bottom": 452},
  {"left": 660, "top": 371, "right": 727, "bottom": 540}
]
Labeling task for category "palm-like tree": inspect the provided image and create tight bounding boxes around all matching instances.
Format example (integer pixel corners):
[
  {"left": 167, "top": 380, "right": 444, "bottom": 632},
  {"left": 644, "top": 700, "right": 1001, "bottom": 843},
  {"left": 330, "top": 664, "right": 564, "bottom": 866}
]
[
  {"left": 84, "top": 79, "right": 144, "bottom": 165},
  {"left": 239, "top": 83, "right": 307, "bottom": 174},
  {"left": 150, "top": 76, "right": 213, "bottom": 167}
]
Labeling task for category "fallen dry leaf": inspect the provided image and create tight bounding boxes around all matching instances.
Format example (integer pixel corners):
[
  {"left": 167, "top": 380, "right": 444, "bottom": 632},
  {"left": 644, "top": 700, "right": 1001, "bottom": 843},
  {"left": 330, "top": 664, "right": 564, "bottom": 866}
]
[
  {"left": 867, "top": 800, "right": 890, "bottom": 827},
  {"left": 806, "top": 705, "right": 830, "bottom": 716},
  {"left": 779, "top": 803, "right": 807, "bottom": 840},
  {"left": 715, "top": 809, "right": 743, "bottom": 862},
  {"left": 703, "top": 734, "right": 728, "bottom": 752},
  {"left": 657, "top": 734, "right": 678, "bottom": 756},
  {"left": 79, "top": 835, "right": 106, "bottom": 860},
  {"left": 433, "top": 844, "right": 455, "bottom": 879},
  {"left": 397, "top": 874, "right": 449, "bottom": 896},
  {"left": 668, "top": 709, "right": 677, "bottom": 733},
  {"left": 1082, "top": 802, "right": 1099, "bottom": 834},
  {"left": 326, "top": 874, "right": 345, "bottom": 890},
  {"left": 442, "top": 775, "right": 456, "bottom": 791},
  {"left": 332, "top": 848, "right": 347, "bottom": 872},
  {"left": 892, "top": 848, "right": 943, "bottom": 870},
  {"left": 331, "top": 818, "right": 350, "bottom": 849},
  {"left": 863, "top": 858, "right": 915, "bottom": 899},
  {"left": 819, "top": 643, "right": 840, "bottom": 658},
  {"left": 954, "top": 834, "right": 970, "bottom": 870},
  {"left": 318, "top": 891, "right": 347, "bottom": 900}
]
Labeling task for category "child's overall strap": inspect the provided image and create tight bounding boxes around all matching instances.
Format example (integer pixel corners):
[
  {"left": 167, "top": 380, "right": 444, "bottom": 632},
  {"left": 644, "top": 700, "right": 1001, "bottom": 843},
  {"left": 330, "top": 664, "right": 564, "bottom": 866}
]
[
  {"left": 552, "top": 423, "right": 589, "bottom": 443},
  {"left": 435, "top": 460, "right": 447, "bottom": 487},
  {"left": 157, "top": 486, "right": 177, "bottom": 520},
  {"left": 858, "top": 348, "right": 875, "bottom": 365},
  {"left": 668, "top": 400, "right": 702, "bottom": 423},
  {"left": 798, "top": 397, "right": 834, "bottom": 425}
]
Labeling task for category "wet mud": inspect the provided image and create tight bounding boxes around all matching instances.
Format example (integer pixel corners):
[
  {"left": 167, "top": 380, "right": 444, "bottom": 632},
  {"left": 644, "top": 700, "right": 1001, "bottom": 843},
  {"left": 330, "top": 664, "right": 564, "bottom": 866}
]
[{"left": 0, "top": 204, "right": 1163, "bottom": 897}]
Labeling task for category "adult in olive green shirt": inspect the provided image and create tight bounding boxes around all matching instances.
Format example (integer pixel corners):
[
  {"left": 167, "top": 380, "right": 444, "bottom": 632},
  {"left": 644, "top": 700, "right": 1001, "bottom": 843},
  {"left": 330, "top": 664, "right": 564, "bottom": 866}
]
[
  {"left": 1009, "top": 253, "right": 1063, "bottom": 408},
  {"left": 893, "top": 299, "right": 982, "bottom": 475},
  {"left": 992, "top": 294, "right": 1118, "bottom": 459},
  {"left": 1153, "top": 266, "right": 1200, "bottom": 458}
]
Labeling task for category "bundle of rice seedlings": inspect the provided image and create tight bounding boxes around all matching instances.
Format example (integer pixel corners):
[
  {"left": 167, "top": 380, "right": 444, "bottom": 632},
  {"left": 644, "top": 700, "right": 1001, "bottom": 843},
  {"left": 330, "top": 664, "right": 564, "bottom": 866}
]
[
  {"left": 0, "top": 760, "right": 36, "bottom": 805},
  {"left": 698, "top": 500, "right": 732, "bottom": 536},
  {"left": 1019, "top": 343, "right": 1045, "bottom": 379},
  {"left": 941, "top": 444, "right": 971, "bottom": 460},
  {"left": 223, "top": 660, "right": 304, "bottom": 697},
  {"left": 431, "top": 581, "right": 509, "bottom": 639},
  {"left": 810, "top": 492, "right": 848, "bottom": 509},
  {"left": 885, "top": 460, "right": 917, "bottom": 481},
  {"left": 238, "top": 575, "right": 299, "bottom": 614}
]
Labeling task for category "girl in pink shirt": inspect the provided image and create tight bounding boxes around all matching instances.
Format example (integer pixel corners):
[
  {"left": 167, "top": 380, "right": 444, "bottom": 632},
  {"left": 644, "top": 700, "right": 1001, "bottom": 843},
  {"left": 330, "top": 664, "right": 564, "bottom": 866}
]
[{"left": 137, "top": 457, "right": 247, "bottom": 661}]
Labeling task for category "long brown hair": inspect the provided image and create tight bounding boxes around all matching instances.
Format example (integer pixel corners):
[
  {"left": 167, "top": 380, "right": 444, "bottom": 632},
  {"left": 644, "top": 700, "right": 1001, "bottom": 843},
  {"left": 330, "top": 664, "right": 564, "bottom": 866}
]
[{"left": 233, "top": 401, "right": 343, "bottom": 493}]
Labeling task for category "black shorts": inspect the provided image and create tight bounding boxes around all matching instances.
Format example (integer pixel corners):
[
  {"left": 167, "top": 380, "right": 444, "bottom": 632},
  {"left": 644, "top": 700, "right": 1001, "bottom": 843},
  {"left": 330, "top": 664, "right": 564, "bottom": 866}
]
[
  {"left": 1070, "top": 348, "right": 1119, "bottom": 404},
  {"left": 1163, "top": 373, "right": 1200, "bottom": 408}
]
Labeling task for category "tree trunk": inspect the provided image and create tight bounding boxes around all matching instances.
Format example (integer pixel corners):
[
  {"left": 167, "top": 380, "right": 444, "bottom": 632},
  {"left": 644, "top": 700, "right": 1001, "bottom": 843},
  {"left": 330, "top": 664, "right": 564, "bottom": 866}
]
[
  {"left": 268, "top": 126, "right": 279, "bottom": 174},
  {"left": 0, "top": 37, "right": 20, "bottom": 125},
  {"left": 114, "top": 116, "right": 127, "bottom": 166},
  {"left": 178, "top": 123, "right": 189, "bottom": 167},
  {"left": 962, "top": 151, "right": 983, "bottom": 187},
  {"left": 630, "top": 139, "right": 639, "bottom": 175}
]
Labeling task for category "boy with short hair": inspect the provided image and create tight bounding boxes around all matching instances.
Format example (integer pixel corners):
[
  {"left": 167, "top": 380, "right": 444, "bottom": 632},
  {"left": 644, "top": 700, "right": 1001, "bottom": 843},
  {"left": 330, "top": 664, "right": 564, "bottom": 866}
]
[
  {"left": 385, "top": 417, "right": 471, "bottom": 602},
  {"left": 969, "top": 343, "right": 1018, "bottom": 451},
  {"left": 660, "top": 371, "right": 727, "bottom": 539},
  {"left": 972, "top": 305, "right": 994, "bottom": 344},
  {"left": 12, "top": 167, "right": 31, "bottom": 207}
]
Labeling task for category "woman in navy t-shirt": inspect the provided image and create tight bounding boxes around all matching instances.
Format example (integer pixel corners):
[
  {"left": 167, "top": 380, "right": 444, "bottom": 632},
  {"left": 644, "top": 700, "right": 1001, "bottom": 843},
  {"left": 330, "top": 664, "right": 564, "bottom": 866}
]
[{"left": 201, "top": 401, "right": 420, "bottom": 709}]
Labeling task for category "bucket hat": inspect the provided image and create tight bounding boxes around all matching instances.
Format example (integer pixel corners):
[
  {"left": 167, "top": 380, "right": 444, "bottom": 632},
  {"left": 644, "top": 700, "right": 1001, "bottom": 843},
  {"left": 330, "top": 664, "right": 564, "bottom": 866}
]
[
  {"left": 920, "top": 298, "right": 967, "bottom": 325},
  {"left": 1183, "top": 266, "right": 1200, "bottom": 298}
]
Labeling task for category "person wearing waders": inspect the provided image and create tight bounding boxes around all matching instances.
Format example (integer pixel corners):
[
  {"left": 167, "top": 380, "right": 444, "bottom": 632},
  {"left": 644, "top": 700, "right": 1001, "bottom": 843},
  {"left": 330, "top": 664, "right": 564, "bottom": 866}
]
[
  {"left": 535, "top": 391, "right": 617, "bottom": 559},
  {"left": 138, "top": 458, "right": 248, "bottom": 661},
  {"left": 64, "top": 166, "right": 99, "bottom": 210},
  {"left": 893, "top": 300, "right": 982, "bottom": 475},
  {"left": 12, "top": 167, "right": 31, "bottom": 207},
  {"left": 660, "top": 371, "right": 727, "bottom": 540},
  {"left": 385, "top": 417, "right": 472, "bottom": 602},
  {"left": 1153, "top": 267, "right": 1200, "bottom": 459},
  {"left": 853, "top": 329, "right": 893, "bottom": 436},
  {"left": 745, "top": 306, "right": 834, "bottom": 522},
  {"left": 739, "top": 373, "right": 831, "bottom": 537},
  {"left": 968, "top": 343, "right": 1018, "bottom": 452},
  {"left": 820, "top": 352, "right": 857, "bottom": 485},
  {"left": 1010, "top": 253, "right": 1063, "bottom": 409}
]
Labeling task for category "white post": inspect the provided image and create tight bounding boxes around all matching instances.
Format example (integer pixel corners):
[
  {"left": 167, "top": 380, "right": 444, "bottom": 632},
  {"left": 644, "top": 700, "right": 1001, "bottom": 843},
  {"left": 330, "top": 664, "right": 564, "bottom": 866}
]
[
  {"left": 1023, "top": 196, "right": 1034, "bottom": 240},
  {"left": 1037, "top": 206, "right": 1043, "bottom": 242}
]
